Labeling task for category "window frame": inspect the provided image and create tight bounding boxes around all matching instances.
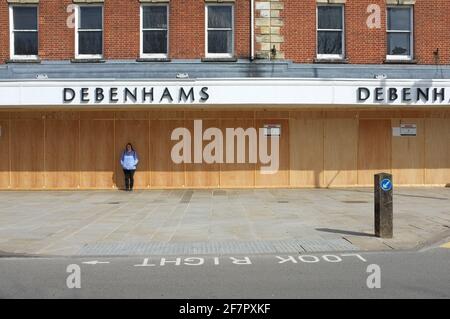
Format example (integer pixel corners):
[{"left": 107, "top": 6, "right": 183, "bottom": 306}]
[
  {"left": 140, "top": 4, "right": 169, "bottom": 59},
  {"left": 386, "top": 5, "right": 414, "bottom": 61},
  {"left": 316, "top": 4, "right": 345, "bottom": 60},
  {"left": 9, "top": 4, "right": 39, "bottom": 60},
  {"left": 74, "top": 4, "right": 104, "bottom": 60},
  {"left": 205, "top": 3, "right": 234, "bottom": 58}
]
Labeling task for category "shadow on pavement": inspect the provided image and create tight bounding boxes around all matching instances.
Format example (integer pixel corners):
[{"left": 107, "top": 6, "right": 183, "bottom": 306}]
[
  {"left": 316, "top": 228, "right": 375, "bottom": 238},
  {"left": 0, "top": 250, "right": 39, "bottom": 258},
  {"left": 331, "top": 188, "right": 448, "bottom": 201}
]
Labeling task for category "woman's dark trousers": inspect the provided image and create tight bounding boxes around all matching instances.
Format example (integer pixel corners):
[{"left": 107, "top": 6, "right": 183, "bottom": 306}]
[{"left": 123, "top": 169, "right": 136, "bottom": 191}]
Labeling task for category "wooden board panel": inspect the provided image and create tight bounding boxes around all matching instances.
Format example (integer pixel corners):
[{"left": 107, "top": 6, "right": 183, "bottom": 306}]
[
  {"left": 219, "top": 118, "right": 256, "bottom": 187},
  {"left": 115, "top": 111, "right": 149, "bottom": 120},
  {"left": 185, "top": 110, "right": 232, "bottom": 119},
  {"left": 392, "top": 119, "right": 425, "bottom": 185},
  {"left": 45, "top": 120, "right": 80, "bottom": 188},
  {"left": 358, "top": 120, "right": 392, "bottom": 185},
  {"left": 359, "top": 110, "right": 425, "bottom": 119},
  {"left": 80, "top": 120, "right": 115, "bottom": 188},
  {"left": 427, "top": 110, "right": 450, "bottom": 119},
  {"left": 44, "top": 111, "right": 79, "bottom": 120},
  {"left": 185, "top": 110, "right": 218, "bottom": 119},
  {"left": 255, "top": 111, "right": 289, "bottom": 119},
  {"left": 324, "top": 119, "right": 358, "bottom": 187},
  {"left": 150, "top": 119, "right": 185, "bottom": 187},
  {"left": 289, "top": 118, "right": 324, "bottom": 187},
  {"left": 150, "top": 110, "right": 184, "bottom": 120},
  {"left": 255, "top": 119, "right": 289, "bottom": 187},
  {"left": 115, "top": 120, "right": 150, "bottom": 189},
  {"left": 11, "top": 119, "right": 45, "bottom": 189},
  {"left": 11, "top": 112, "right": 45, "bottom": 120},
  {"left": 185, "top": 119, "right": 220, "bottom": 188},
  {"left": 0, "top": 120, "right": 10, "bottom": 188},
  {"left": 80, "top": 111, "right": 114, "bottom": 120},
  {"left": 424, "top": 118, "right": 450, "bottom": 185},
  {"left": 325, "top": 110, "right": 358, "bottom": 119},
  {"left": 214, "top": 111, "right": 254, "bottom": 119},
  {"left": 290, "top": 110, "right": 324, "bottom": 120}
]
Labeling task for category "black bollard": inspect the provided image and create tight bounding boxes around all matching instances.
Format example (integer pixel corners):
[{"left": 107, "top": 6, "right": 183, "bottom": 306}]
[{"left": 374, "top": 173, "right": 393, "bottom": 238}]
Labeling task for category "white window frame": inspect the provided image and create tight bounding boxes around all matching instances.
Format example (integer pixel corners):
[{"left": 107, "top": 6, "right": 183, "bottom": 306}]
[
  {"left": 74, "top": 4, "right": 103, "bottom": 59},
  {"left": 205, "top": 3, "right": 234, "bottom": 58},
  {"left": 140, "top": 4, "right": 169, "bottom": 59},
  {"left": 9, "top": 5, "right": 39, "bottom": 60},
  {"left": 386, "top": 6, "right": 413, "bottom": 61},
  {"left": 316, "top": 4, "right": 345, "bottom": 60}
]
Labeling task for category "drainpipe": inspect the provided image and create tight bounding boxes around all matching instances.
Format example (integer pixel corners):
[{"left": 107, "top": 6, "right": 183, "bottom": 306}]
[{"left": 250, "top": 0, "right": 255, "bottom": 61}]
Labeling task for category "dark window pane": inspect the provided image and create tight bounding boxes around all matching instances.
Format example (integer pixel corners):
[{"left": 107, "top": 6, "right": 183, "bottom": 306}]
[
  {"left": 79, "top": 7, "right": 102, "bottom": 30},
  {"left": 14, "top": 31, "right": 38, "bottom": 55},
  {"left": 387, "top": 8, "right": 411, "bottom": 31},
  {"left": 208, "top": 30, "right": 232, "bottom": 54},
  {"left": 208, "top": 6, "right": 232, "bottom": 29},
  {"left": 13, "top": 7, "right": 37, "bottom": 30},
  {"left": 318, "top": 6, "right": 342, "bottom": 29},
  {"left": 143, "top": 30, "right": 167, "bottom": 54},
  {"left": 388, "top": 33, "right": 410, "bottom": 55},
  {"left": 78, "top": 31, "right": 102, "bottom": 55},
  {"left": 318, "top": 31, "right": 342, "bottom": 54},
  {"left": 143, "top": 6, "right": 167, "bottom": 29}
]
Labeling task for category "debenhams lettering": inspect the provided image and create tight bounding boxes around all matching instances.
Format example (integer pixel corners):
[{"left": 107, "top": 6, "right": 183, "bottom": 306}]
[
  {"left": 357, "top": 87, "right": 447, "bottom": 103},
  {"left": 63, "top": 86, "right": 210, "bottom": 104}
]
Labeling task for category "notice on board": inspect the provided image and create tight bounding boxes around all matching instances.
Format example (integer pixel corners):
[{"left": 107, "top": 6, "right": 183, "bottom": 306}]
[{"left": 264, "top": 124, "right": 281, "bottom": 137}]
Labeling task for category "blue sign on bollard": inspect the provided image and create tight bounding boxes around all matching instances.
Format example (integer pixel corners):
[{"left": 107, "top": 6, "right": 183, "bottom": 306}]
[{"left": 380, "top": 178, "right": 393, "bottom": 192}]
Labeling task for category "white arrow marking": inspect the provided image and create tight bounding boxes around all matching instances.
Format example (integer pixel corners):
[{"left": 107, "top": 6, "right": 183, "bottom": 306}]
[{"left": 82, "top": 261, "right": 110, "bottom": 265}]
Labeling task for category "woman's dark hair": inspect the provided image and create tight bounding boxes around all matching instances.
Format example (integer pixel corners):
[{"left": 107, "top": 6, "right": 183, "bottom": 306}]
[{"left": 125, "top": 143, "right": 134, "bottom": 151}]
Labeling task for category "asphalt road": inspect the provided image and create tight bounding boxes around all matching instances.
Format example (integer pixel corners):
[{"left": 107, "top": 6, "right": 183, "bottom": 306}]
[{"left": 0, "top": 243, "right": 449, "bottom": 299}]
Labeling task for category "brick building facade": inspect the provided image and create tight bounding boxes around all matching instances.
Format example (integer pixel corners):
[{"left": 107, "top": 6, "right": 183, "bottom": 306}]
[
  {"left": 0, "top": 1, "right": 449, "bottom": 190},
  {"left": 0, "top": 0, "right": 449, "bottom": 64}
]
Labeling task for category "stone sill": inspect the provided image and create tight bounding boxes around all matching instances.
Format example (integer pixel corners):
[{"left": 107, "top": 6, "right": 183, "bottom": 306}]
[
  {"left": 383, "top": 59, "right": 417, "bottom": 64},
  {"left": 70, "top": 59, "right": 106, "bottom": 63},
  {"left": 6, "top": 59, "right": 41, "bottom": 64},
  {"left": 136, "top": 58, "right": 171, "bottom": 62},
  {"left": 201, "top": 57, "right": 238, "bottom": 63},
  {"left": 313, "top": 58, "right": 349, "bottom": 64}
]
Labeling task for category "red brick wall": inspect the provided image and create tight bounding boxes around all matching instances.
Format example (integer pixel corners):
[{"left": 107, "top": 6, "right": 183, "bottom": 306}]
[
  {"left": 169, "top": 0, "right": 250, "bottom": 59},
  {"left": 104, "top": 0, "right": 140, "bottom": 59},
  {"left": 0, "top": 0, "right": 448, "bottom": 64},
  {"left": 0, "top": 0, "right": 9, "bottom": 62},
  {"left": 170, "top": 0, "right": 205, "bottom": 59},
  {"left": 0, "top": 0, "right": 250, "bottom": 62},
  {"left": 415, "top": 0, "right": 450, "bottom": 65},
  {"left": 39, "top": 0, "right": 74, "bottom": 60},
  {"left": 344, "top": 0, "right": 386, "bottom": 64},
  {"left": 234, "top": 0, "right": 251, "bottom": 59},
  {"left": 281, "top": 0, "right": 450, "bottom": 65},
  {"left": 282, "top": 0, "right": 316, "bottom": 63}
]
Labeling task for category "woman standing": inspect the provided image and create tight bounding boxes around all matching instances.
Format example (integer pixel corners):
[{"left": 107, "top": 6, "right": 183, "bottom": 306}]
[{"left": 120, "top": 143, "right": 139, "bottom": 191}]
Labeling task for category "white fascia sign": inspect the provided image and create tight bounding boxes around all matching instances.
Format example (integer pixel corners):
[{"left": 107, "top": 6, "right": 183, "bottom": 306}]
[{"left": 0, "top": 78, "right": 450, "bottom": 107}]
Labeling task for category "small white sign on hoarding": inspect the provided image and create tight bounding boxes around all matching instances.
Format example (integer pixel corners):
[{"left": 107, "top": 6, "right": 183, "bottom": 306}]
[
  {"left": 264, "top": 124, "right": 281, "bottom": 137},
  {"left": 400, "top": 124, "right": 417, "bottom": 136}
]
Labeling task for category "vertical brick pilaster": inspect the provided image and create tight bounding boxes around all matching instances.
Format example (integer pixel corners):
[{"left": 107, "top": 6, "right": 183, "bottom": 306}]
[
  {"left": 39, "top": 0, "right": 74, "bottom": 60},
  {"left": 345, "top": 0, "right": 386, "bottom": 64},
  {"left": 104, "top": 0, "right": 140, "bottom": 60},
  {"left": 0, "top": 0, "right": 8, "bottom": 63}
]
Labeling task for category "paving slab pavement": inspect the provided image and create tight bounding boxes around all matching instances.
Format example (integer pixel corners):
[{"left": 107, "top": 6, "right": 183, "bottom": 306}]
[{"left": 0, "top": 187, "right": 449, "bottom": 256}]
